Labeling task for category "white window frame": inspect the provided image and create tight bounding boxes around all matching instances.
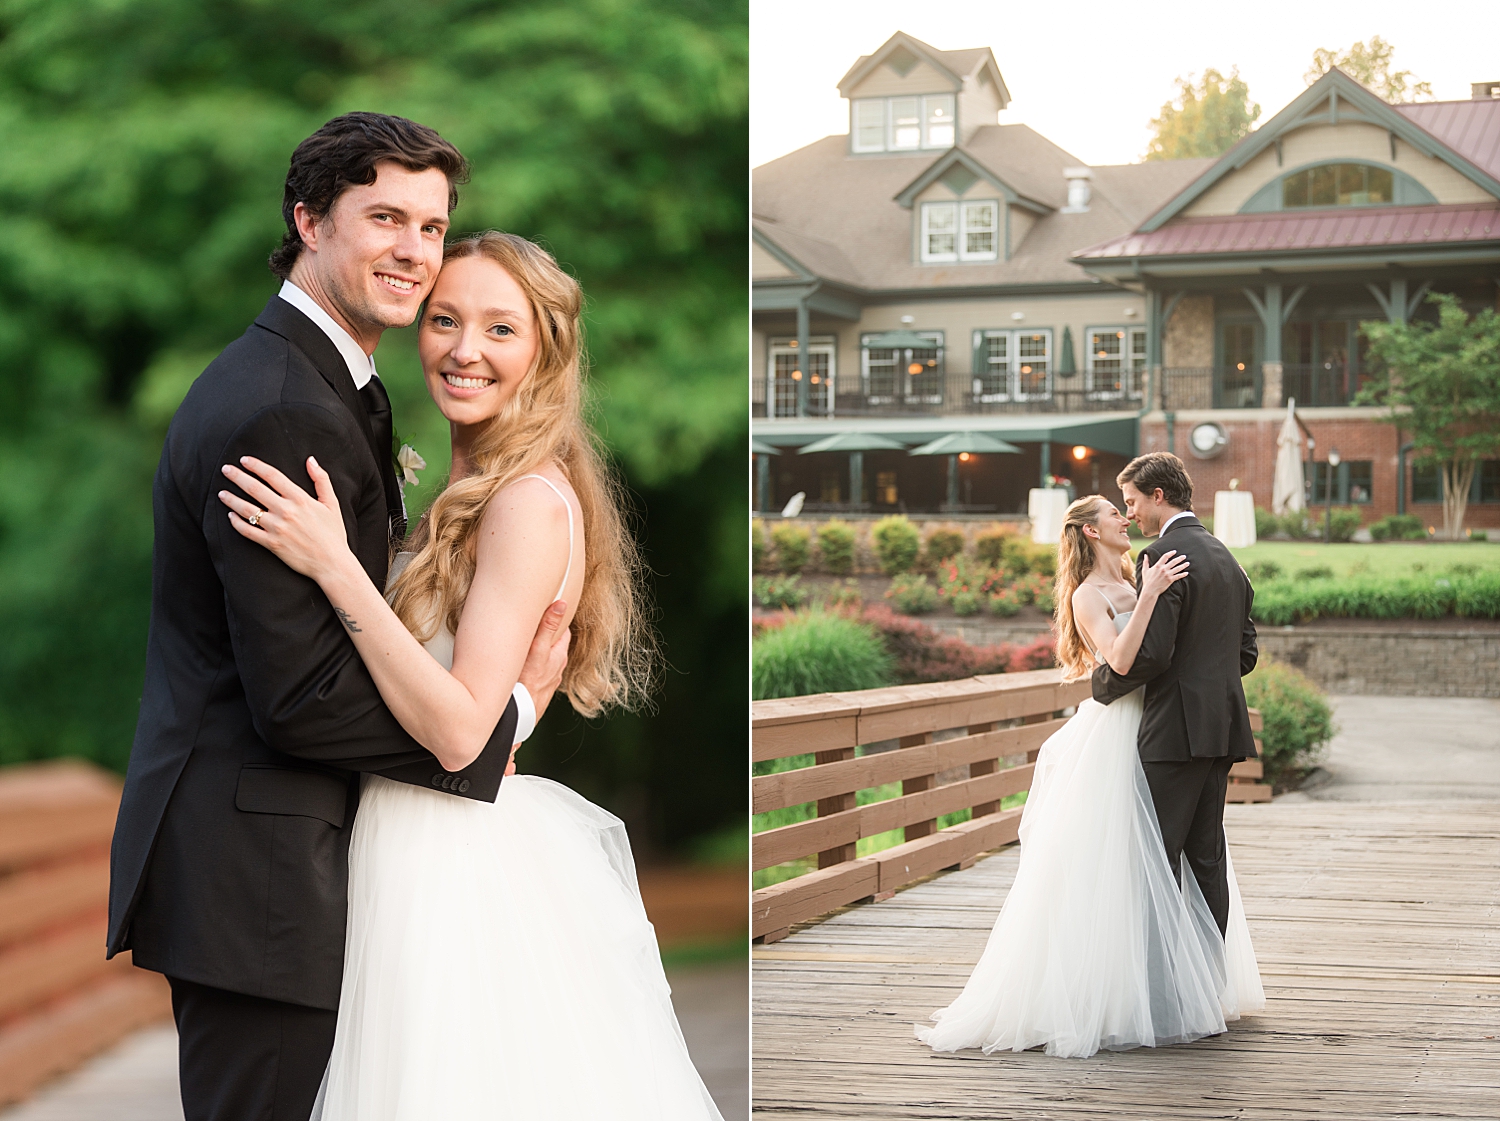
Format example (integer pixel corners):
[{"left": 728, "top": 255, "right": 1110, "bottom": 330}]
[
  {"left": 921, "top": 200, "right": 999, "bottom": 263},
  {"left": 861, "top": 330, "right": 944, "bottom": 404},
  {"left": 1084, "top": 326, "right": 1148, "bottom": 400},
  {"left": 973, "top": 328, "right": 1053, "bottom": 401},
  {"left": 767, "top": 336, "right": 836, "bottom": 418},
  {"left": 850, "top": 94, "right": 958, "bottom": 154}
]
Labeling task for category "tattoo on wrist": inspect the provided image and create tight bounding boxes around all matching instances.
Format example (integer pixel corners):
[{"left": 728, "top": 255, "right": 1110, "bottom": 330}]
[{"left": 334, "top": 608, "right": 362, "bottom": 633}]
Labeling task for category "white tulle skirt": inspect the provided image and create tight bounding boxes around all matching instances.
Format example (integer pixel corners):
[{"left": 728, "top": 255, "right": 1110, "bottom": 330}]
[
  {"left": 311, "top": 774, "right": 723, "bottom": 1120},
  {"left": 915, "top": 689, "right": 1264, "bottom": 1059}
]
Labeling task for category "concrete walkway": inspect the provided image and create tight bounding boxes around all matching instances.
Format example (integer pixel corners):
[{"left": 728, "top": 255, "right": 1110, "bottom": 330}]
[
  {"left": 1278, "top": 695, "right": 1500, "bottom": 803},
  {"left": 1, "top": 962, "right": 747, "bottom": 1121}
]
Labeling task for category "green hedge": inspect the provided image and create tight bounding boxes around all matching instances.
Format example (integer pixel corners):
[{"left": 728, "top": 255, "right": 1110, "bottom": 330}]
[
  {"left": 751, "top": 610, "right": 895, "bottom": 700},
  {"left": 872, "top": 515, "right": 921, "bottom": 575},
  {"left": 816, "top": 520, "right": 856, "bottom": 575},
  {"left": 1252, "top": 571, "right": 1500, "bottom": 624}
]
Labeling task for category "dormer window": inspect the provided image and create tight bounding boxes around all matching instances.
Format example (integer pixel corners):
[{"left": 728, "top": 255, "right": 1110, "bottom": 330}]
[
  {"left": 921, "top": 200, "right": 998, "bottom": 263},
  {"left": 852, "top": 94, "right": 956, "bottom": 153}
]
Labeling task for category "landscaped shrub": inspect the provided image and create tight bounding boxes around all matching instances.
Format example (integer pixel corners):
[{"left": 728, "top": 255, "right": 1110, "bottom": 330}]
[
  {"left": 770, "top": 522, "right": 811, "bottom": 573},
  {"left": 816, "top": 519, "right": 856, "bottom": 575},
  {"left": 872, "top": 515, "right": 921, "bottom": 575},
  {"left": 923, "top": 527, "right": 966, "bottom": 566},
  {"left": 1245, "top": 560, "right": 1282, "bottom": 584},
  {"left": 1008, "top": 634, "right": 1058, "bottom": 672},
  {"left": 885, "top": 573, "right": 939, "bottom": 615},
  {"left": 986, "top": 588, "right": 1023, "bottom": 617},
  {"left": 860, "top": 606, "right": 1013, "bottom": 682},
  {"left": 1369, "top": 513, "right": 1427, "bottom": 541},
  {"left": 1253, "top": 506, "right": 1278, "bottom": 540},
  {"left": 974, "top": 525, "right": 1017, "bottom": 566},
  {"left": 1279, "top": 510, "right": 1315, "bottom": 539},
  {"left": 753, "top": 574, "right": 810, "bottom": 610},
  {"left": 1294, "top": 565, "right": 1335, "bottom": 581},
  {"left": 1327, "top": 507, "right": 1362, "bottom": 543},
  {"left": 1243, "top": 660, "right": 1335, "bottom": 786},
  {"left": 951, "top": 590, "right": 983, "bottom": 616},
  {"left": 752, "top": 609, "right": 896, "bottom": 700},
  {"left": 751, "top": 518, "right": 767, "bottom": 571},
  {"left": 822, "top": 579, "right": 863, "bottom": 609}
]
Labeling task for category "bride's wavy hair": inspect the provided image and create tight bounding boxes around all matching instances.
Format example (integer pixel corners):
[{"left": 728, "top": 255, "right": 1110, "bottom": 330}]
[
  {"left": 387, "top": 230, "right": 656, "bottom": 717},
  {"left": 1053, "top": 495, "right": 1134, "bottom": 683}
]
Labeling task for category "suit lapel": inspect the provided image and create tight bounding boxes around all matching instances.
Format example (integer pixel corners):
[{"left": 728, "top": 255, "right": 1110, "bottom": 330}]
[{"left": 254, "top": 297, "right": 404, "bottom": 533}]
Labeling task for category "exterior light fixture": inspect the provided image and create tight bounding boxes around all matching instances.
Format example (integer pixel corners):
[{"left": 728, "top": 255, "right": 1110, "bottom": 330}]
[
  {"left": 958, "top": 452, "right": 971, "bottom": 462},
  {"left": 900, "top": 315, "right": 915, "bottom": 325},
  {"left": 1011, "top": 311, "right": 1024, "bottom": 321},
  {"left": 1072, "top": 445, "right": 1088, "bottom": 461},
  {"left": 908, "top": 362, "right": 923, "bottom": 375},
  {"left": 1236, "top": 362, "right": 1245, "bottom": 371}
]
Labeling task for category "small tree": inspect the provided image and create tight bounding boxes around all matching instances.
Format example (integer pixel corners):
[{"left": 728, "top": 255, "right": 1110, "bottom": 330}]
[
  {"left": 1358, "top": 295, "right": 1500, "bottom": 539},
  {"left": 1145, "top": 69, "right": 1260, "bottom": 161},
  {"left": 1305, "top": 37, "right": 1432, "bottom": 102}
]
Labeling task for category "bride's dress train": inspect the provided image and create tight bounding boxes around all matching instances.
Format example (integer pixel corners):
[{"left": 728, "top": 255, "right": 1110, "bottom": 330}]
[
  {"left": 915, "top": 645, "right": 1264, "bottom": 1059},
  {"left": 313, "top": 476, "right": 722, "bottom": 1119}
]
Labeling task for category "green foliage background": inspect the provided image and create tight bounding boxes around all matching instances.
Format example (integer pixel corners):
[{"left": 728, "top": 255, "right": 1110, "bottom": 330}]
[{"left": 0, "top": 0, "right": 748, "bottom": 856}]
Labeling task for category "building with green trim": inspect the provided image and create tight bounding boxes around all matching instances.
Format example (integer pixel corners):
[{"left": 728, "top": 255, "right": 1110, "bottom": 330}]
[{"left": 752, "top": 32, "right": 1500, "bottom": 527}]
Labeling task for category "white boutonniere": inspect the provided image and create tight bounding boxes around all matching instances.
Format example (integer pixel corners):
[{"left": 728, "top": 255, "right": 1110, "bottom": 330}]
[{"left": 397, "top": 443, "right": 427, "bottom": 488}]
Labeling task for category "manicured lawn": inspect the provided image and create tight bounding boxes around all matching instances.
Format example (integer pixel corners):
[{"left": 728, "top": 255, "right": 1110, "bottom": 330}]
[{"left": 1130, "top": 540, "right": 1500, "bottom": 577}]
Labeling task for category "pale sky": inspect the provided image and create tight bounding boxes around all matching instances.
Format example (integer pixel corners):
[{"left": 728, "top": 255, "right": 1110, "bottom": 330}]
[{"left": 751, "top": 0, "right": 1500, "bottom": 168}]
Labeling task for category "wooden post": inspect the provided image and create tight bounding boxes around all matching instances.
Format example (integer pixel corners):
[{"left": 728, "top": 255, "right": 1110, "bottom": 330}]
[
  {"left": 967, "top": 721, "right": 999, "bottom": 818},
  {"left": 900, "top": 731, "right": 937, "bottom": 841},
  {"left": 814, "top": 747, "right": 857, "bottom": 868}
]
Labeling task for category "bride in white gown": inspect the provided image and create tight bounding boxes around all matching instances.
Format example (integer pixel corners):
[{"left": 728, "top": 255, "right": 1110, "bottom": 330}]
[
  {"left": 220, "top": 231, "right": 722, "bottom": 1118},
  {"left": 915, "top": 495, "right": 1263, "bottom": 1059}
]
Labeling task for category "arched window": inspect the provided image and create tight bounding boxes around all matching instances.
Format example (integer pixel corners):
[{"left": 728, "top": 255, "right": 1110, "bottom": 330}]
[
  {"left": 1282, "top": 163, "right": 1393, "bottom": 208},
  {"left": 1240, "top": 160, "right": 1435, "bottom": 213}
]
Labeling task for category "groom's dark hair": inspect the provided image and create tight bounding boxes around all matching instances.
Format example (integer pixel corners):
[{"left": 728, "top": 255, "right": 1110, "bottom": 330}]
[
  {"left": 1118, "top": 452, "right": 1194, "bottom": 510},
  {"left": 269, "top": 112, "right": 470, "bottom": 279}
]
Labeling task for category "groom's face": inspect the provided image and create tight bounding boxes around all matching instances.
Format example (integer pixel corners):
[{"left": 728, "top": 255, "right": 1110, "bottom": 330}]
[
  {"left": 293, "top": 161, "right": 452, "bottom": 343},
  {"left": 1120, "top": 481, "right": 1163, "bottom": 537}
]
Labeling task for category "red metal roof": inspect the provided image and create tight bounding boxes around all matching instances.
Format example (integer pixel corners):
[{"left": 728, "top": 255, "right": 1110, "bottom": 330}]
[
  {"left": 1074, "top": 202, "right": 1500, "bottom": 260},
  {"left": 1395, "top": 99, "right": 1500, "bottom": 181}
]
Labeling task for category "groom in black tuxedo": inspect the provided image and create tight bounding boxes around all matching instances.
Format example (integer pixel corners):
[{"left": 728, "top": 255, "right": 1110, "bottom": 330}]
[
  {"left": 108, "top": 114, "right": 571, "bottom": 1121},
  {"left": 1092, "top": 452, "right": 1258, "bottom": 937}
]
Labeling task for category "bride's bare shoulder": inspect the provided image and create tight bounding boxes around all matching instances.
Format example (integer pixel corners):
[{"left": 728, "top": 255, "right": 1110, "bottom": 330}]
[{"left": 479, "top": 466, "right": 576, "bottom": 537}]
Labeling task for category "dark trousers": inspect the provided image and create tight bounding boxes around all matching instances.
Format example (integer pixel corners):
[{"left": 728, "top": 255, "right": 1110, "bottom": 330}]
[
  {"left": 169, "top": 976, "right": 336, "bottom": 1121},
  {"left": 1141, "top": 755, "right": 1235, "bottom": 937}
]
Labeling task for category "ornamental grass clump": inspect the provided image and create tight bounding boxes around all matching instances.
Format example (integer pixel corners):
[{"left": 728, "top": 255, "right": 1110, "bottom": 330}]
[
  {"left": 872, "top": 515, "right": 921, "bottom": 574},
  {"left": 770, "top": 523, "right": 811, "bottom": 573},
  {"left": 1243, "top": 660, "right": 1335, "bottom": 786},
  {"left": 751, "top": 609, "right": 896, "bottom": 700},
  {"left": 816, "top": 519, "right": 857, "bottom": 575}
]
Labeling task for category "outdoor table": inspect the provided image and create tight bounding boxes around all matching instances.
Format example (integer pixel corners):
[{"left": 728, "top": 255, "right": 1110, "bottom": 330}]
[
  {"left": 1029, "top": 487, "right": 1070, "bottom": 545},
  {"left": 1213, "top": 489, "right": 1257, "bottom": 548}
]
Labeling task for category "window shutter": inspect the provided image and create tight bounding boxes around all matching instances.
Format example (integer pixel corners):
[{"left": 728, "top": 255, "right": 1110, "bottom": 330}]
[{"left": 972, "top": 331, "right": 987, "bottom": 379}]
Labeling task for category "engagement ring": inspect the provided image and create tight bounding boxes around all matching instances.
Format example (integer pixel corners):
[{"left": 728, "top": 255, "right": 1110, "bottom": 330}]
[{"left": 247, "top": 510, "right": 263, "bottom": 527}]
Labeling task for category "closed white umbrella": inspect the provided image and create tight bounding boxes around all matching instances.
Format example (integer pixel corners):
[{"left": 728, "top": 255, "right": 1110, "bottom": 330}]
[{"left": 1271, "top": 399, "right": 1305, "bottom": 516}]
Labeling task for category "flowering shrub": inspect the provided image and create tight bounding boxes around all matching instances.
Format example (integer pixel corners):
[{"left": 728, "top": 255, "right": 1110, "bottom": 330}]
[
  {"left": 753, "top": 574, "right": 809, "bottom": 610},
  {"left": 858, "top": 606, "right": 1056, "bottom": 682},
  {"left": 885, "top": 573, "right": 939, "bottom": 615}
]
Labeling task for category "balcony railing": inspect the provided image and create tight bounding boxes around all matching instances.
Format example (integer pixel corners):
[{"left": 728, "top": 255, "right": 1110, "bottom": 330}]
[
  {"left": 1281, "top": 363, "right": 1355, "bottom": 408},
  {"left": 758, "top": 372, "right": 1145, "bottom": 419},
  {"left": 1159, "top": 366, "right": 1261, "bottom": 411}
]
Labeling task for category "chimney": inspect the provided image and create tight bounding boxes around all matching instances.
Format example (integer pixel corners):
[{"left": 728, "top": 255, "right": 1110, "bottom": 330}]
[
  {"left": 1062, "top": 167, "right": 1092, "bottom": 213},
  {"left": 1473, "top": 81, "right": 1500, "bottom": 100}
]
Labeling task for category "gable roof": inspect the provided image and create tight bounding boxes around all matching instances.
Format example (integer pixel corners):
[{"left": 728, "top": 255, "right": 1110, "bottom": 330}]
[
  {"left": 892, "top": 148, "right": 1054, "bottom": 213},
  {"left": 837, "top": 32, "right": 1009, "bottom": 108},
  {"left": 1137, "top": 69, "right": 1500, "bottom": 233},
  {"left": 1394, "top": 98, "right": 1500, "bottom": 181},
  {"left": 752, "top": 130, "right": 1212, "bottom": 292}
]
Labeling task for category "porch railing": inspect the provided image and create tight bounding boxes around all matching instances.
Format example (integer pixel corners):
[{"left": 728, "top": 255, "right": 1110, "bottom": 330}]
[
  {"left": 752, "top": 671, "right": 1267, "bottom": 942},
  {"left": 1159, "top": 366, "right": 1262, "bottom": 411},
  {"left": 758, "top": 373, "right": 1144, "bottom": 420}
]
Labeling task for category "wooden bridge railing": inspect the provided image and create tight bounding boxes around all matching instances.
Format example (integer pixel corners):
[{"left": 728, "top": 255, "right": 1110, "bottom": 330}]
[{"left": 752, "top": 669, "right": 1267, "bottom": 943}]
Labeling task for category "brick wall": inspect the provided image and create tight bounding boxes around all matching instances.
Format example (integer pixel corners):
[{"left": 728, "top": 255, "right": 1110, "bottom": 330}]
[{"left": 1138, "top": 409, "right": 1500, "bottom": 530}]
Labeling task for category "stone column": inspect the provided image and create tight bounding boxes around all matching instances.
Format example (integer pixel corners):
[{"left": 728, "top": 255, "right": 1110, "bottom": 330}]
[{"left": 1261, "top": 361, "right": 1284, "bottom": 408}]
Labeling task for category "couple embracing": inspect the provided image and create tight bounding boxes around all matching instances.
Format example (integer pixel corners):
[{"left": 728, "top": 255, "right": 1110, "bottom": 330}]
[
  {"left": 107, "top": 114, "right": 722, "bottom": 1119},
  {"left": 918, "top": 453, "right": 1267, "bottom": 1059}
]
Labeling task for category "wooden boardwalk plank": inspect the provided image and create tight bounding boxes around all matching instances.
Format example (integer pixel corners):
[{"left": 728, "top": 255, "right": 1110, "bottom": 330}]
[{"left": 751, "top": 800, "right": 1500, "bottom": 1120}]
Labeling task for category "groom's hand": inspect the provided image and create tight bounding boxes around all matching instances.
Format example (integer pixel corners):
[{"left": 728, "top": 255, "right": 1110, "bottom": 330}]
[{"left": 518, "top": 600, "right": 571, "bottom": 728}]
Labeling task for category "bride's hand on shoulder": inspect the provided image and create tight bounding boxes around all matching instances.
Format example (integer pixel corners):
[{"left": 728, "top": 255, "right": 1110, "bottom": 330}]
[
  {"left": 1138, "top": 549, "right": 1190, "bottom": 599},
  {"left": 218, "top": 456, "right": 355, "bottom": 581}
]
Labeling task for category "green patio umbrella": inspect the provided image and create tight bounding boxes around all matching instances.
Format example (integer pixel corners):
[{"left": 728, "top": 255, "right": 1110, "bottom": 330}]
[
  {"left": 798, "top": 432, "right": 907, "bottom": 508},
  {"left": 908, "top": 431, "right": 1021, "bottom": 510},
  {"left": 860, "top": 329, "right": 938, "bottom": 350},
  {"left": 751, "top": 438, "right": 780, "bottom": 455},
  {"left": 1057, "top": 325, "right": 1077, "bottom": 376}
]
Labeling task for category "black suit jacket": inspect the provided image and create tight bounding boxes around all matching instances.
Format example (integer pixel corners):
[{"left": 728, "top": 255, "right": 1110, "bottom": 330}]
[
  {"left": 1091, "top": 515, "right": 1259, "bottom": 763},
  {"left": 107, "top": 296, "right": 515, "bottom": 1010}
]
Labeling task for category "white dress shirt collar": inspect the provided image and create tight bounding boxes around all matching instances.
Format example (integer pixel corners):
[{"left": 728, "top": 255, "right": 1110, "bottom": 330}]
[
  {"left": 1158, "top": 509, "right": 1195, "bottom": 538},
  {"left": 277, "top": 280, "right": 377, "bottom": 391}
]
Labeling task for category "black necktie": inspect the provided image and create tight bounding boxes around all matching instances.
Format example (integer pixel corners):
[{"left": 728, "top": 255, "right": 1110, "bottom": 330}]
[{"left": 358, "top": 376, "right": 405, "bottom": 540}]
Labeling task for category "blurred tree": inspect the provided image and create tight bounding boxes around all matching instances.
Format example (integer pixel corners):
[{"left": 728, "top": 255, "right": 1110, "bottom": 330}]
[
  {"left": 1144, "top": 68, "right": 1260, "bottom": 161},
  {"left": 1305, "top": 37, "right": 1433, "bottom": 102},
  {"left": 0, "top": 0, "right": 747, "bottom": 853}
]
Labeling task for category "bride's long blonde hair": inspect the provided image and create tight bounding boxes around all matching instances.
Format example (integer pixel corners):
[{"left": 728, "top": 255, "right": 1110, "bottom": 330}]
[
  {"left": 1053, "top": 495, "right": 1134, "bottom": 683},
  {"left": 388, "top": 231, "right": 655, "bottom": 717}
]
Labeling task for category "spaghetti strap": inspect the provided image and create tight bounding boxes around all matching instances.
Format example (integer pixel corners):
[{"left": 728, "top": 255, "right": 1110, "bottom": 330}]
[{"left": 516, "top": 474, "right": 575, "bottom": 601}]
